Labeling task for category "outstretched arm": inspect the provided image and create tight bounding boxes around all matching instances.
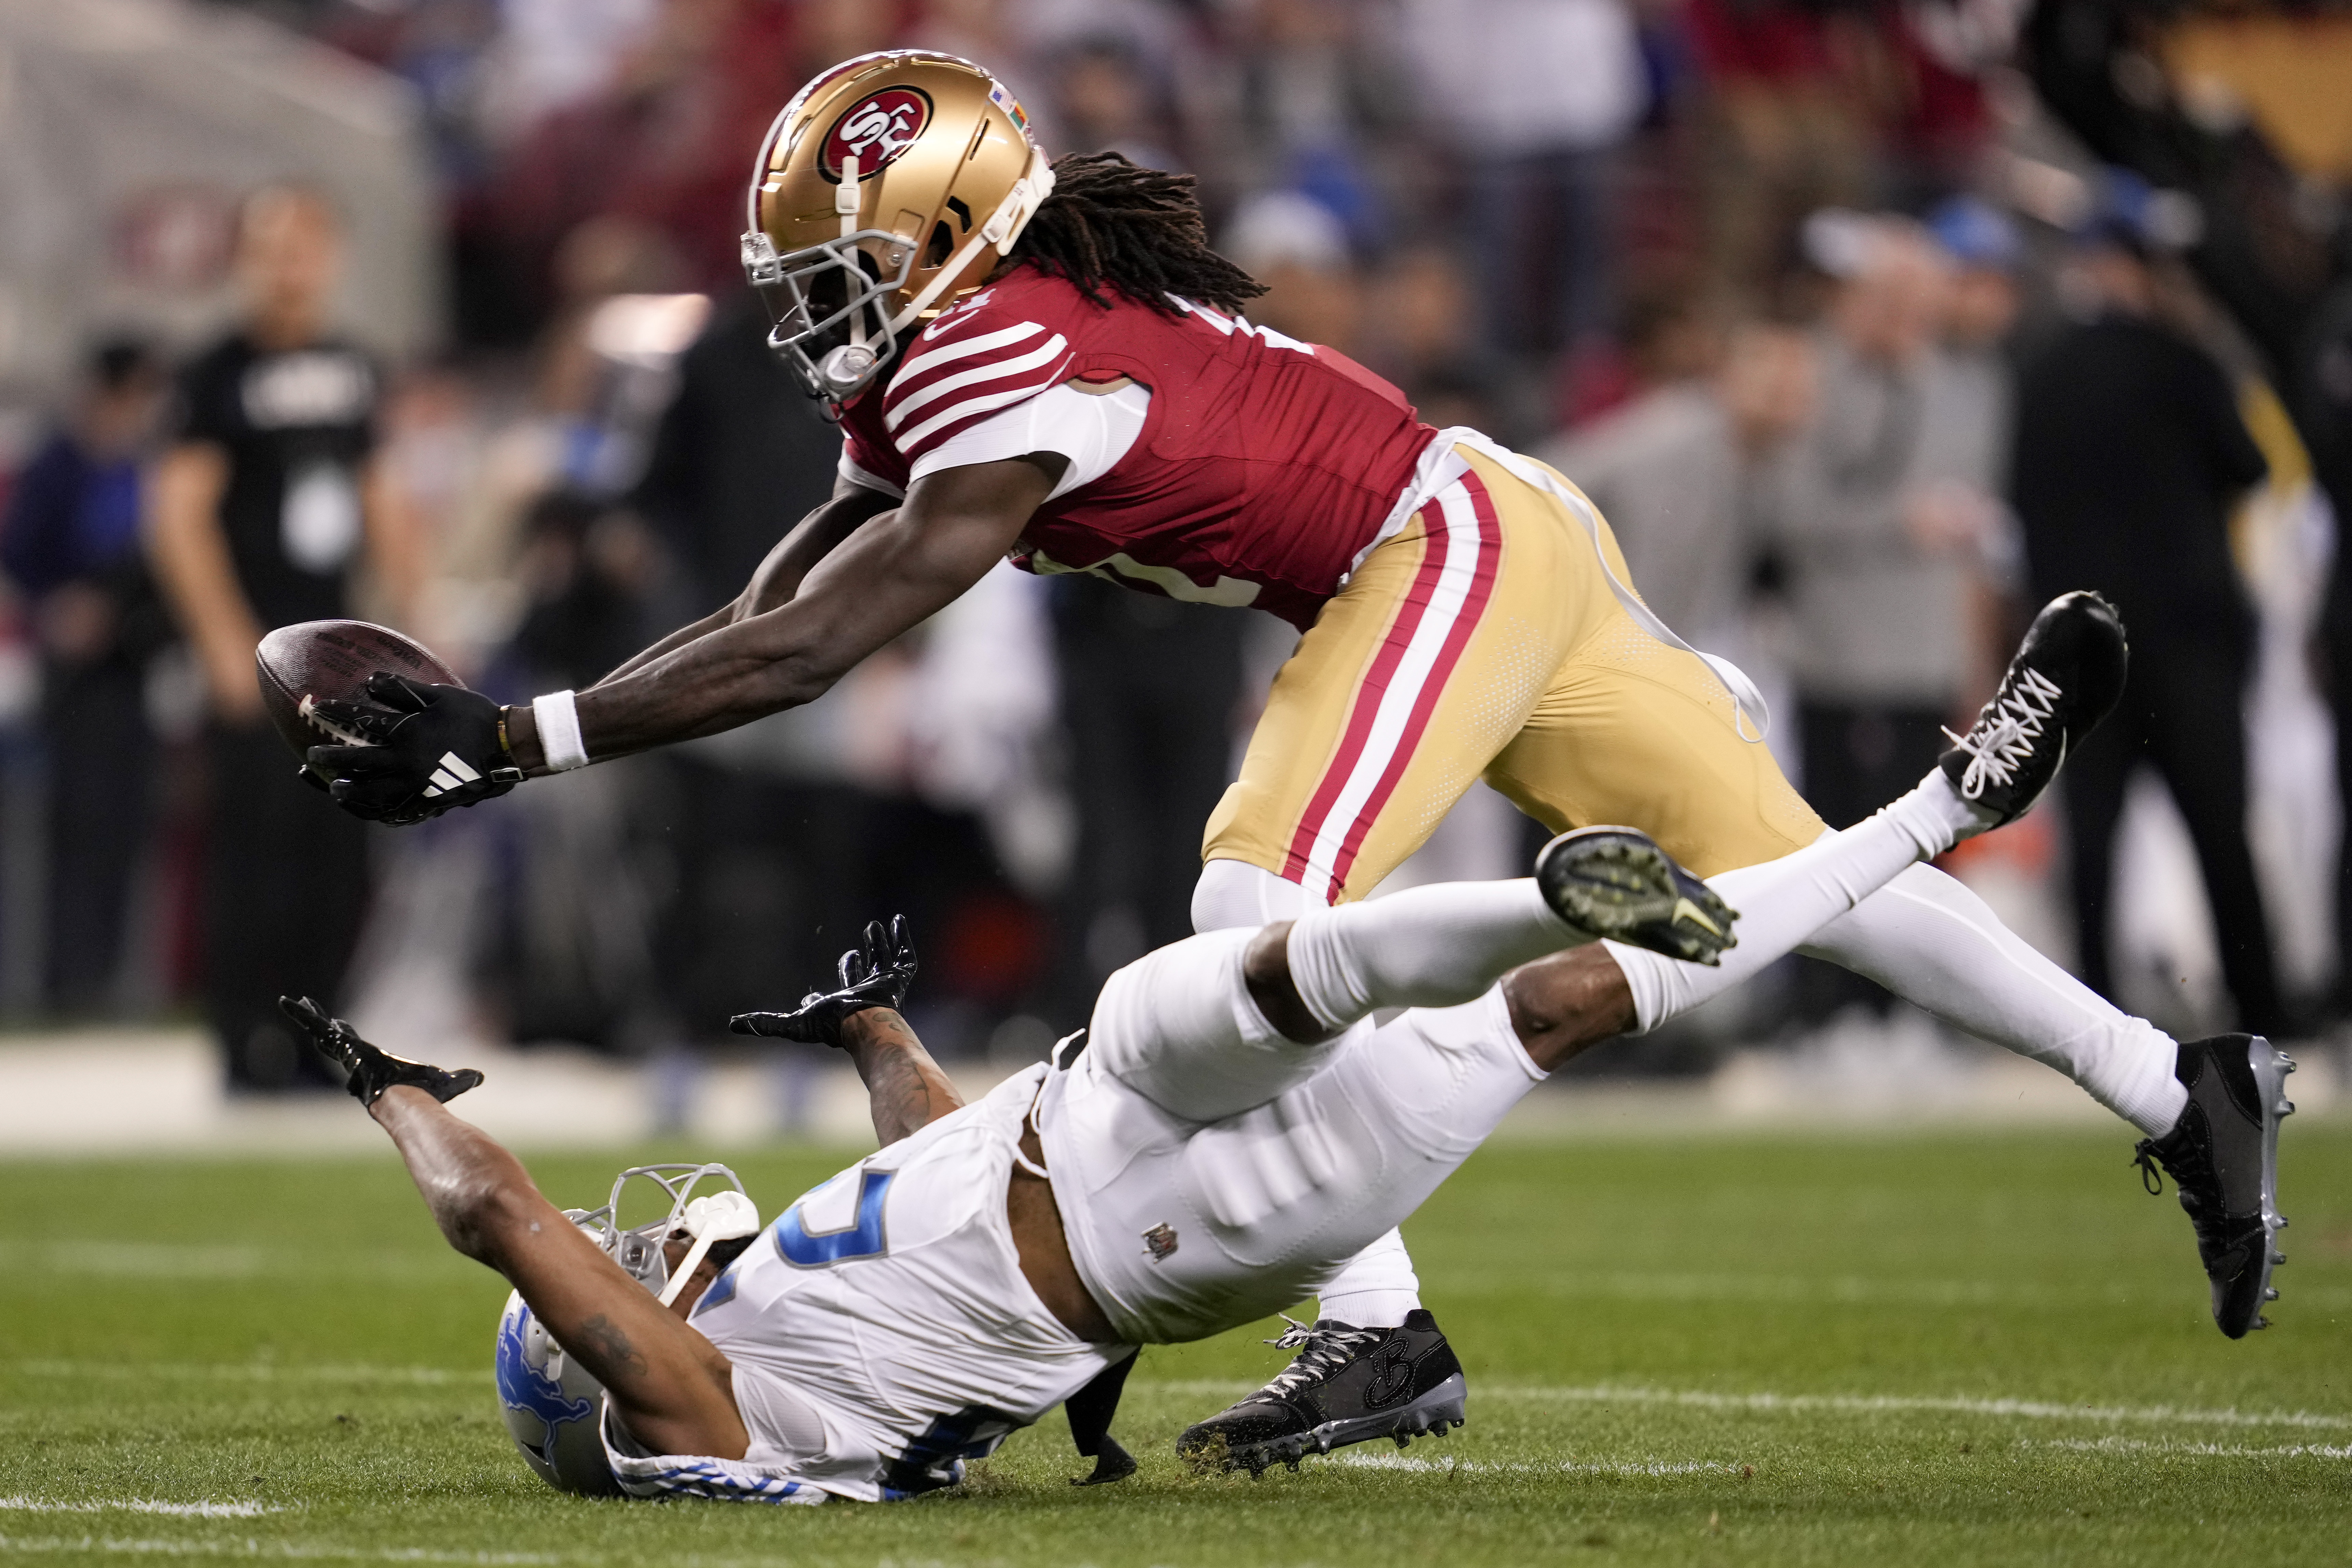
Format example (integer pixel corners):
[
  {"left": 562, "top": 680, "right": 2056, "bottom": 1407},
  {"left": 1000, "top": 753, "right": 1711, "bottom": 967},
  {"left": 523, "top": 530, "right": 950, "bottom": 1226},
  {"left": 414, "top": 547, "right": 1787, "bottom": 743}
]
[
  {"left": 506, "top": 456, "right": 1055, "bottom": 768},
  {"left": 729, "top": 916, "right": 966, "bottom": 1146},
  {"left": 367, "top": 1087, "right": 750, "bottom": 1459},
  {"left": 594, "top": 473, "right": 899, "bottom": 689},
  {"left": 837, "top": 1007, "right": 966, "bottom": 1147},
  {"left": 276, "top": 998, "right": 751, "bottom": 1462}
]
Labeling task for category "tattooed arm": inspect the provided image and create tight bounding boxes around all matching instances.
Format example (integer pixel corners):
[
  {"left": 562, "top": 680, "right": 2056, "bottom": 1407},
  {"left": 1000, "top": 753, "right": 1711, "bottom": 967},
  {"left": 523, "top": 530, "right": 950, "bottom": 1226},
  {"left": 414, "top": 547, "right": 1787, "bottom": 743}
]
[
  {"left": 366, "top": 1086, "right": 748, "bottom": 1458},
  {"left": 837, "top": 1008, "right": 966, "bottom": 1147}
]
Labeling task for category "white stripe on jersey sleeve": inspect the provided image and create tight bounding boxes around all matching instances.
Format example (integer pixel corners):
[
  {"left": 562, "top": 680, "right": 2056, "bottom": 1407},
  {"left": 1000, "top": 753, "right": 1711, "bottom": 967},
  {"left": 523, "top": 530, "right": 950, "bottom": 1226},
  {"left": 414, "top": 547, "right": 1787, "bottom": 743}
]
[
  {"left": 895, "top": 377, "right": 1069, "bottom": 456},
  {"left": 885, "top": 331, "right": 1069, "bottom": 434},
  {"left": 884, "top": 321, "right": 1045, "bottom": 422},
  {"left": 909, "top": 381, "right": 1149, "bottom": 499}
]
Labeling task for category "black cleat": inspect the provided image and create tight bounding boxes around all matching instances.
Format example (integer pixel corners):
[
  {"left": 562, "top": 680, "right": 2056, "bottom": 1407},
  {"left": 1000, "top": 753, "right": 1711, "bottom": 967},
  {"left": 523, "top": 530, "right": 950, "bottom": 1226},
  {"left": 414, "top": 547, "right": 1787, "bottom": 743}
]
[
  {"left": 1175, "top": 1309, "right": 1467, "bottom": 1475},
  {"left": 1940, "top": 590, "right": 2128, "bottom": 829},
  {"left": 2132, "top": 1034, "right": 2293, "bottom": 1338},
  {"left": 279, "top": 995, "right": 484, "bottom": 1108},
  {"left": 1535, "top": 826, "right": 1736, "bottom": 966}
]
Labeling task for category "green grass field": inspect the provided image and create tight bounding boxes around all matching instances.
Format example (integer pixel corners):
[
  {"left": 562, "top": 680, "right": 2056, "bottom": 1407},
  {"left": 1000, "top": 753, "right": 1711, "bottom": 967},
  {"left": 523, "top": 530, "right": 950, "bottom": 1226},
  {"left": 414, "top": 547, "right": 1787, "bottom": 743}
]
[{"left": 4, "top": 1121, "right": 2349, "bottom": 1567}]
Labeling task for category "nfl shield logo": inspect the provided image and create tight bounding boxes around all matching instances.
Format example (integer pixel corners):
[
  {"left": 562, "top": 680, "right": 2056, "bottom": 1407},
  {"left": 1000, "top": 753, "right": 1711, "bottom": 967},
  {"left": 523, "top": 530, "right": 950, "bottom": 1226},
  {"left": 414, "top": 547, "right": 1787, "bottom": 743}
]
[{"left": 1141, "top": 1223, "right": 1179, "bottom": 1263}]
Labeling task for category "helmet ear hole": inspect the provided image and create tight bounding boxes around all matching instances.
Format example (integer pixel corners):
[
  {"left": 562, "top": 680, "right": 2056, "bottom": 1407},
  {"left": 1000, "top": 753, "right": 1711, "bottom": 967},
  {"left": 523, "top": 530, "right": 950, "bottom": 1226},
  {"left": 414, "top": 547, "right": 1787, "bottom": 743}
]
[{"left": 924, "top": 220, "right": 954, "bottom": 270}]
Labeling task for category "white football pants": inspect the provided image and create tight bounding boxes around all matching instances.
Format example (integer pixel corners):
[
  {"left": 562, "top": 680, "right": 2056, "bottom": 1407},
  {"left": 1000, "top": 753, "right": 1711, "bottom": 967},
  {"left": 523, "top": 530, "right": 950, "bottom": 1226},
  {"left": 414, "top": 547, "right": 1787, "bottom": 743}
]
[{"left": 1190, "top": 808, "right": 2184, "bottom": 1328}]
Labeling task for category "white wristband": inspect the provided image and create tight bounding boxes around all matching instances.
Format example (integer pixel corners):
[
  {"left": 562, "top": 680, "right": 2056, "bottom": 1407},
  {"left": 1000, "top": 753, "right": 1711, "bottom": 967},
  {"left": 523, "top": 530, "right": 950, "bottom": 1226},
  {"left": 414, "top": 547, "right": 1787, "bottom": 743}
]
[{"left": 532, "top": 690, "right": 590, "bottom": 772}]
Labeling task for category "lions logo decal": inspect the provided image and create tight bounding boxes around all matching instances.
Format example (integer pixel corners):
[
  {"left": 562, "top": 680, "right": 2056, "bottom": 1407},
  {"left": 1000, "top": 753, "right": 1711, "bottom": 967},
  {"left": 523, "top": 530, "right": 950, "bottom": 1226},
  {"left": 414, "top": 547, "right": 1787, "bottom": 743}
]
[
  {"left": 821, "top": 87, "right": 932, "bottom": 182},
  {"left": 494, "top": 1304, "right": 597, "bottom": 1469}
]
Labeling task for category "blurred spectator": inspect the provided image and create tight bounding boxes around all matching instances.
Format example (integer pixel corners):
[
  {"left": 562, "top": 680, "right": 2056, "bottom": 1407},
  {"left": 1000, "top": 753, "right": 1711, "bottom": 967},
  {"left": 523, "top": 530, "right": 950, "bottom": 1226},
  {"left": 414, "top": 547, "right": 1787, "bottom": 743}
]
[
  {"left": 1362, "top": 247, "right": 1526, "bottom": 442},
  {"left": 0, "top": 338, "right": 173, "bottom": 1012},
  {"left": 1404, "top": 0, "right": 1646, "bottom": 367},
  {"left": 635, "top": 290, "right": 841, "bottom": 609},
  {"left": 479, "top": 0, "right": 659, "bottom": 139},
  {"left": 478, "top": 0, "right": 803, "bottom": 329},
  {"left": 1681, "top": 0, "right": 1871, "bottom": 299},
  {"left": 1229, "top": 0, "right": 1408, "bottom": 245},
  {"left": 1765, "top": 215, "right": 1980, "bottom": 813},
  {"left": 145, "top": 187, "right": 427, "bottom": 1091},
  {"left": 1545, "top": 307, "right": 1815, "bottom": 651},
  {"left": 1222, "top": 191, "right": 1363, "bottom": 357},
  {"left": 630, "top": 288, "right": 881, "bottom": 1028},
  {"left": 903, "top": 0, "right": 1048, "bottom": 124},
  {"left": 1049, "top": 582, "right": 1243, "bottom": 1020},
  {"left": 1049, "top": 34, "right": 1182, "bottom": 172},
  {"left": 2012, "top": 215, "right": 2286, "bottom": 1035},
  {"left": 480, "top": 491, "right": 682, "bottom": 1050},
  {"left": 1927, "top": 193, "right": 2026, "bottom": 705},
  {"left": 1761, "top": 214, "right": 2002, "bottom": 1017}
]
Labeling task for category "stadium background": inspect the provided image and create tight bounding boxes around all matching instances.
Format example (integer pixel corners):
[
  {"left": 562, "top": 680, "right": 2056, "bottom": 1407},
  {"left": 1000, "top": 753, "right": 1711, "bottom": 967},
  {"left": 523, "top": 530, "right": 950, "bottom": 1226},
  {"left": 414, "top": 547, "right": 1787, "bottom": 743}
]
[
  {"left": 1, "top": 4, "right": 2351, "bottom": 1563},
  {"left": 2, "top": 0, "right": 2351, "bottom": 1142}
]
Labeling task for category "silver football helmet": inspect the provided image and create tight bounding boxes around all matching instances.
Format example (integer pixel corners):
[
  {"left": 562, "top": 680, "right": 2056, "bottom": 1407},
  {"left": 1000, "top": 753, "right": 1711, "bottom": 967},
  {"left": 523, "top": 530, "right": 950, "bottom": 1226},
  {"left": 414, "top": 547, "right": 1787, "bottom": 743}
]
[{"left": 493, "top": 1163, "right": 761, "bottom": 1495}]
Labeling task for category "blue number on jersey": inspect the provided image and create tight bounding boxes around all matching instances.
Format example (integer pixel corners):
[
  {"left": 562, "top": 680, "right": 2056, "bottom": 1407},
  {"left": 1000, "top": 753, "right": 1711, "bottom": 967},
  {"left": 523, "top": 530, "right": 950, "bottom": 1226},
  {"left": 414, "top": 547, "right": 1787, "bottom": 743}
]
[{"left": 774, "top": 1168, "right": 894, "bottom": 1267}]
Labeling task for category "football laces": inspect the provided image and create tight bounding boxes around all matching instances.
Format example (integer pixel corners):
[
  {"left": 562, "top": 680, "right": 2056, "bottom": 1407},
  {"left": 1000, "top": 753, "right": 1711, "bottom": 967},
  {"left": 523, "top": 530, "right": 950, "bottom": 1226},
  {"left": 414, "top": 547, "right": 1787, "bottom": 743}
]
[{"left": 300, "top": 693, "right": 389, "bottom": 747}]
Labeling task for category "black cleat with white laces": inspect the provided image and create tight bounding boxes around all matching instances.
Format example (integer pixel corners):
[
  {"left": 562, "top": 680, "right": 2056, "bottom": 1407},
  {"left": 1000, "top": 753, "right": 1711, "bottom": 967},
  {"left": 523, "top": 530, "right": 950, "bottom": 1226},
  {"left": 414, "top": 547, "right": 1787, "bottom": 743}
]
[
  {"left": 2132, "top": 1035, "right": 2295, "bottom": 1338},
  {"left": 1940, "top": 590, "right": 2129, "bottom": 829},
  {"left": 1535, "top": 826, "right": 1737, "bottom": 966},
  {"left": 1175, "top": 1310, "right": 1466, "bottom": 1476}
]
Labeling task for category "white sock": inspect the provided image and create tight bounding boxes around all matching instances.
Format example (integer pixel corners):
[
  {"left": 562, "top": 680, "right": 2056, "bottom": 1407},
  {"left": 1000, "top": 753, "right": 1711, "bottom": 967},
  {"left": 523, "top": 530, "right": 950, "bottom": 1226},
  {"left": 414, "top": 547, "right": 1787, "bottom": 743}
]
[
  {"left": 1607, "top": 795, "right": 1940, "bottom": 1033},
  {"left": 1285, "top": 880, "right": 1584, "bottom": 1033},
  {"left": 1800, "top": 864, "right": 2187, "bottom": 1136},
  {"left": 1316, "top": 1228, "right": 1422, "bottom": 1328},
  {"left": 1898, "top": 767, "right": 1996, "bottom": 847}
]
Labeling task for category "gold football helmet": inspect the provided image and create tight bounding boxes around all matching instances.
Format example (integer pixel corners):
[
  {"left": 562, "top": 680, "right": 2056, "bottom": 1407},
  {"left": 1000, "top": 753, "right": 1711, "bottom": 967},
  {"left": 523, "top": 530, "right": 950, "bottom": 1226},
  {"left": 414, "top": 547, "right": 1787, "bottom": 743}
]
[{"left": 742, "top": 51, "right": 1054, "bottom": 408}]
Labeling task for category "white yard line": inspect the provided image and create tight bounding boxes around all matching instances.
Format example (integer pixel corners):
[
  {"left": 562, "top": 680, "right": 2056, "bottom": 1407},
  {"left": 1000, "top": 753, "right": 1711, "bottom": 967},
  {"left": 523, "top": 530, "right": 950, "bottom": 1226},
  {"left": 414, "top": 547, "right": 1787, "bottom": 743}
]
[
  {"left": 0, "top": 1504, "right": 276, "bottom": 1519},
  {"left": 0, "top": 1540, "right": 551, "bottom": 1564},
  {"left": 1136, "top": 1380, "right": 2352, "bottom": 1432},
  {"left": 2032, "top": 1436, "right": 2352, "bottom": 1460},
  {"left": 1337, "top": 1453, "right": 1737, "bottom": 1477},
  {"left": 1428, "top": 1271, "right": 2352, "bottom": 1312},
  {"left": 10, "top": 1363, "right": 480, "bottom": 1386},
  {"left": 1482, "top": 1385, "right": 2352, "bottom": 1431}
]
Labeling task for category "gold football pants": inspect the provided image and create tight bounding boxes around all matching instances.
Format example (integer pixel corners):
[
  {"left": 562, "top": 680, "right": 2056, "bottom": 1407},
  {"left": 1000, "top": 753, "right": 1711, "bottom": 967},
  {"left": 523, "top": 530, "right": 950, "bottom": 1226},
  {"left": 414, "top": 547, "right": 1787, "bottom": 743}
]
[{"left": 1202, "top": 447, "right": 1825, "bottom": 900}]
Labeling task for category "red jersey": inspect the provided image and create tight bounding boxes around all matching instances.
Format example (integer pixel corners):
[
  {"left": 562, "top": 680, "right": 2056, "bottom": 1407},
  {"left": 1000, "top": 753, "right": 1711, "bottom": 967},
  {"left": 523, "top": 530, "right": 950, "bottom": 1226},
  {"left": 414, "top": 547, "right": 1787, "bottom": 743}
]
[{"left": 838, "top": 267, "right": 1438, "bottom": 630}]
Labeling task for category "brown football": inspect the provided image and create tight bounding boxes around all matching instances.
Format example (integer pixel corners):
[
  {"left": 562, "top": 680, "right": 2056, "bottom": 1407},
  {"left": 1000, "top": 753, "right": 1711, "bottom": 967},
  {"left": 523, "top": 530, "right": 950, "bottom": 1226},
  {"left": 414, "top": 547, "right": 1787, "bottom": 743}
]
[{"left": 256, "top": 619, "right": 463, "bottom": 765}]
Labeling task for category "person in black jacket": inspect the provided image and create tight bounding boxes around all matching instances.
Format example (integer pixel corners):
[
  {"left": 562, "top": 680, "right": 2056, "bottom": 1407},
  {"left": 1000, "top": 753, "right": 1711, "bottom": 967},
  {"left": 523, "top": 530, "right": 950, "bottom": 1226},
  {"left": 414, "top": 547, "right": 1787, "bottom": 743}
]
[
  {"left": 0, "top": 338, "right": 171, "bottom": 1010},
  {"left": 145, "top": 188, "right": 425, "bottom": 1090},
  {"left": 2012, "top": 214, "right": 2282, "bottom": 1033}
]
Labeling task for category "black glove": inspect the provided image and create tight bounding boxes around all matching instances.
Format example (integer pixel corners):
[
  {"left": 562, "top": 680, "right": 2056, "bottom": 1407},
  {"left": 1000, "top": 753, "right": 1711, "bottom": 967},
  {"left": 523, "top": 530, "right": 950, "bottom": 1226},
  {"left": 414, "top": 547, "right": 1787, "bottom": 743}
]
[
  {"left": 305, "top": 672, "right": 522, "bottom": 826},
  {"left": 278, "top": 995, "right": 485, "bottom": 1107},
  {"left": 730, "top": 915, "right": 918, "bottom": 1048}
]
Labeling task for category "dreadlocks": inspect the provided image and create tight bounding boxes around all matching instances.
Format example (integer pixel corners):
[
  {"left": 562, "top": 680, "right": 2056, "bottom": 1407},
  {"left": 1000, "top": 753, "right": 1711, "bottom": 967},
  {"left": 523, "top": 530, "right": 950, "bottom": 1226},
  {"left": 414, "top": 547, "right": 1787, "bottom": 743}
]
[{"left": 1005, "top": 152, "right": 1267, "bottom": 316}]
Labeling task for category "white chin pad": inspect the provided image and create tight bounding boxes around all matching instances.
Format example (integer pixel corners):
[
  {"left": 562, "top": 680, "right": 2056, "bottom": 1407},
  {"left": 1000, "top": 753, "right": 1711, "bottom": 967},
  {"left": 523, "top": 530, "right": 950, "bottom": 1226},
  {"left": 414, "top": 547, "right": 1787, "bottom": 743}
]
[
  {"left": 684, "top": 1189, "right": 762, "bottom": 1242},
  {"left": 657, "top": 1190, "right": 764, "bottom": 1308}
]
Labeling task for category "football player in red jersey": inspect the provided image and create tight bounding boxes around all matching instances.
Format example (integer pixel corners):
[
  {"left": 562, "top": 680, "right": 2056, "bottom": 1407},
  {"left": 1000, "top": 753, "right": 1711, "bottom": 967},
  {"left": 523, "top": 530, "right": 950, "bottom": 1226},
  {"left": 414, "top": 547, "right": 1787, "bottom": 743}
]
[{"left": 310, "top": 51, "right": 2290, "bottom": 1463}]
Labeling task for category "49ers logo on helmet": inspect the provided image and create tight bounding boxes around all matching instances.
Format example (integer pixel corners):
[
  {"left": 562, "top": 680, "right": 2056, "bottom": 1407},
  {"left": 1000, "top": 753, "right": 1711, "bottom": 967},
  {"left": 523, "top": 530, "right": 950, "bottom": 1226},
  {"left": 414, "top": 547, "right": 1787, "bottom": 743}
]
[{"left": 820, "top": 87, "right": 932, "bottom": 182}]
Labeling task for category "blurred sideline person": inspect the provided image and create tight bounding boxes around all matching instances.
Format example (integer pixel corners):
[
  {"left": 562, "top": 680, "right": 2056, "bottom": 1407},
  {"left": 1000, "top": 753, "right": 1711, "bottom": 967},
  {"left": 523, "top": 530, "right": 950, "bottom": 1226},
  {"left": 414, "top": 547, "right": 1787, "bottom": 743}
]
[
  {"left": 146, "top": 186, "right": 427, "bottom": 1091},
  {"left": 1762, "top": 215, "right": 2006, "bottom": 1021},
  {"left": 1766, "top": 216, "right": 1987, "bottom": 843},
  {"left": 1543, "top": 307, "right": 1816, "bottom": 652},
  {"left": 2012, "top": 207, "right": 2286, "bottom": 1035},
  {"left": 289, "top": 605, "right": 2292, "bottom": 1496},
  {"left": 0, "top": 338, "right": 172, "bottom": 1011},
  {"left": 303, "top": 54, "right": 2276, "bottom": 1458}
]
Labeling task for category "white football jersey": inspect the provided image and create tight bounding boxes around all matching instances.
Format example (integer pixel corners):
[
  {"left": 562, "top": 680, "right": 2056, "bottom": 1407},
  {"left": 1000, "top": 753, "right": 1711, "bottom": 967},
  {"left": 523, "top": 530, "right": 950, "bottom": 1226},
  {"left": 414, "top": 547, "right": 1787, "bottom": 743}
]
[{"left": 606, "top": 1064, "right": 1128, "bottom": 1503}]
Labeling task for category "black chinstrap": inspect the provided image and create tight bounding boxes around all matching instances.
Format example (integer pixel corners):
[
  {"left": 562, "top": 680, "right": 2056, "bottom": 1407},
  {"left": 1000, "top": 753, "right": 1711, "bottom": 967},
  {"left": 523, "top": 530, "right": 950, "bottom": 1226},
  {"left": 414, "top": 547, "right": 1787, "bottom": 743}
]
[{"left": 1002, "top": 151, "right": 1266, "bottom": 317}]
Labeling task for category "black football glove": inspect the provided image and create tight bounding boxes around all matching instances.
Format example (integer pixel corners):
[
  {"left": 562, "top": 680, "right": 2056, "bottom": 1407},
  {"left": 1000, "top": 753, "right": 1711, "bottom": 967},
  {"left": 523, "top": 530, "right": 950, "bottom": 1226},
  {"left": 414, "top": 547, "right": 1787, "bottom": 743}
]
[
  {"left": 305, "top": 672, "right": 521, "bottom": 826},
  {"left": 730, "top": 915, "right": 918, "bottom": 1048},
  {"left": 279, "top": 995, "right": 485, "bottom": 1107}
]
